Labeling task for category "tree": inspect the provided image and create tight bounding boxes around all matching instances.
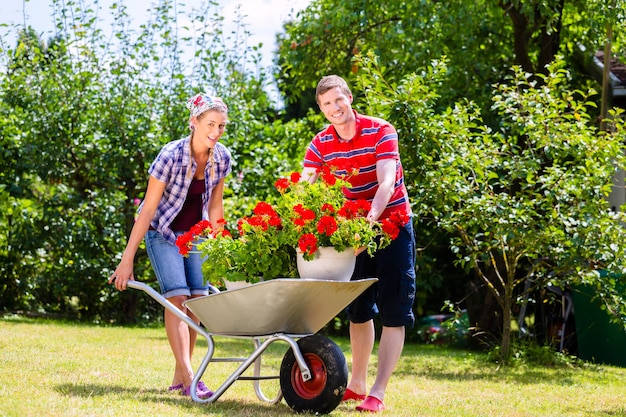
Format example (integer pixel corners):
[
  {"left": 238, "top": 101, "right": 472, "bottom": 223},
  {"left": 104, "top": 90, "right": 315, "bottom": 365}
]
[
  {"left": 275, "top": 0, "right": 626, "bottom": 120},
  {"left": 356, "top": 54, "right": 626, "bottom": 361},
  {"left": 276, "top": 0, "right": 626, "bottom": 345},
  {"left": 0, "top": 0, "right": 306, "bottom": 321},
  {"left": 276, "top": 0, "right": 509, "bottom": 117}
]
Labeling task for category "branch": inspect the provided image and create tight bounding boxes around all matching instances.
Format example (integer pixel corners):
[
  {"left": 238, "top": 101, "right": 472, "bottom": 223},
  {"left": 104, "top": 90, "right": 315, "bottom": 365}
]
[
  {"left": 346, "top": 16, "right": 402, "bottom": 65},
  {"left": 454, "top": 224, "right": 505, "bottom": 309}
]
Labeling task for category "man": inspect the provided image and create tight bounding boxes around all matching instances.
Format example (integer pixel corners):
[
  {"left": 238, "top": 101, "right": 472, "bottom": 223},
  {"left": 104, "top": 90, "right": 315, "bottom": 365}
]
[{"left": 301, "top": 75, "right": 416, "bottom": 413}]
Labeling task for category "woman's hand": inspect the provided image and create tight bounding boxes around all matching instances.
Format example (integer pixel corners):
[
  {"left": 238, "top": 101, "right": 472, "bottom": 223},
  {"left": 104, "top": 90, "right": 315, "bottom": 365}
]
[{"left": 108, "top": 261, "right": 135, "bottom": 291}]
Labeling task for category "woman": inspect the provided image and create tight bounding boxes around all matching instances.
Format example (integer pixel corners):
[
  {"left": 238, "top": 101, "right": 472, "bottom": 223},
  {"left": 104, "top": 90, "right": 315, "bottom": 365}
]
[{"left": 108, "top": 93, "right": 232, "bottom": 398}]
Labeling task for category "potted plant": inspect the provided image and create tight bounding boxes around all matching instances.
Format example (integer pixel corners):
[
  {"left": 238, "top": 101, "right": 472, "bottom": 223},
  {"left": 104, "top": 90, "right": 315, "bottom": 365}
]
[{"left": 176, "top": 167, "right": 409, "bottom": 285}]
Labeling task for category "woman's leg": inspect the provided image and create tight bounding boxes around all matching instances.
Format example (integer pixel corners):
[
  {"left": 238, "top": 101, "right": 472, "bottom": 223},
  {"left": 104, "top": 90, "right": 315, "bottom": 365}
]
[
  {"left": 184, "top": 244, "right": 209, "bottom": 368},
  {"left": 186, "top": 295, "right": 205, "bottom": 363},
  {"left": 145, "top": 230, "right": 196, "bottom": 389},
  {"left": 165, "top": 295, "right": 194, "bottom": 388}
]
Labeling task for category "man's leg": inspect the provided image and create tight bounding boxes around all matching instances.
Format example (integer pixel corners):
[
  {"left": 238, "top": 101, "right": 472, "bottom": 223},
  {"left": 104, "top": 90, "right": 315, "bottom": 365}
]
[
  {"left": 346, "top": 319, "right": 375, "bottom": 396},
  {"left": 368, "top": 325, "right": 405, "bottom": 401}
]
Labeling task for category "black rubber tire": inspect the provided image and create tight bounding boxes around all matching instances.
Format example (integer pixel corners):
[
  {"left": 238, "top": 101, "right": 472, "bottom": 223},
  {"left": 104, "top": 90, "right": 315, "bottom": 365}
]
[{"left": 279, "top": 334, "right": 348, "bottom": 414}]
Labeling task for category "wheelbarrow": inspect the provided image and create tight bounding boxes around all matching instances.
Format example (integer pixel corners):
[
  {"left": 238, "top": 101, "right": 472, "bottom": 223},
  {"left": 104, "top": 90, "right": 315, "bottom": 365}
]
[{"left": 126, "top": 277, "right": 376, "bottom": 414}]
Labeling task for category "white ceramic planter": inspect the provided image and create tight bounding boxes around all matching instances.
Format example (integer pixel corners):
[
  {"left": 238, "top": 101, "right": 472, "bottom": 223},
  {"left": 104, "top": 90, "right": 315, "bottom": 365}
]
[
  {"left": 296, "top": 247, "right": 356, "bottom": 281},
  {"left": 223, "top": 279, "right": 252, "bottom": 291}
]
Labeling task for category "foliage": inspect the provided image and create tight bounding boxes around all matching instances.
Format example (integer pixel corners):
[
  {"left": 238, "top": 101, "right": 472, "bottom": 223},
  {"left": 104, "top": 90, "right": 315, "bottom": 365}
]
[
  {"left": 0, "top": 0, "right": 302, "bottom": 322},
  {"left": 354, "top": 55, "right": 626, "bottom": 363},
  {"left": 276, "top": 0, "right": 510, "bottom": 118},
  {"left": 276, "top": 0, "right": 626, "bottom": 122},
  {"left": 487, "top": 339, "right": 581, "bottom": 368},
  {"left": 176, "top": 168, "right": 409, "bottom": 283}
]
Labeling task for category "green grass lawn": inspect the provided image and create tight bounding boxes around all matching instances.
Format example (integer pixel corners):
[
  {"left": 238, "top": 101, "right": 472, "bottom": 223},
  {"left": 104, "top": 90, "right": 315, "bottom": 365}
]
[{"left": 1, "top": 316, "right": 625, "bottom": 417}]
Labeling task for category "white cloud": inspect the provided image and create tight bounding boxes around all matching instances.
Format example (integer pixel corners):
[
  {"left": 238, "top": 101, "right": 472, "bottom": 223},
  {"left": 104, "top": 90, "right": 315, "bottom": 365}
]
[
  {"left": 4, "top": 0, "right": 311, "bottom": 68},
  {"left": 222, "top": 0, "right": 311, "bottom": 66},
  {"left": 3, "top": 0, "right": 311, "bottom": 102}
]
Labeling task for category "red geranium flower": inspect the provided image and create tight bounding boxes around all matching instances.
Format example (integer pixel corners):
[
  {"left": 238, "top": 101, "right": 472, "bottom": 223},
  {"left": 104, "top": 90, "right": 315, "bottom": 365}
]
[
  {"left": 381, "top": 219, "right": 400, "bottom": 240},
  {"left": 293, "top": 204, "right": 316, "bottom": 221},
  {"left": 319, "top": 165, "right": 337, "bottom": 186},
  {"left": 317, "top": 215, "right": 338, "bottom": 236},
  {"left": 290, "top": 172, "right": 301, "bottom": 183},
  {"left": 189, "top": 219, "right": 211, "bottom": 236},
  {"left": 321, "top": 203, "right": 335, "bottom": 214},
  {"left": 275, "top": 178, "right": 290, "bottom": 193},
  {"left": 388, "top": 210, "right": 410, "bottom": 226},
  {"left": 298, "top": 233, "right": 318, "bottom": 256},
  {"left": 175, "top": 232, "right": 194, "bottom": 256},
  {"left": 338, "top": 200, "right": 370, "bottom": 219}
]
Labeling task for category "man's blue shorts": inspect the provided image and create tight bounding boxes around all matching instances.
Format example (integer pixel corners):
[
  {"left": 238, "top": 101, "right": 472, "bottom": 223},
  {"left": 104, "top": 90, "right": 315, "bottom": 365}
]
[{"left": 346, "top": 220, "right": 416, "bottom": 329}]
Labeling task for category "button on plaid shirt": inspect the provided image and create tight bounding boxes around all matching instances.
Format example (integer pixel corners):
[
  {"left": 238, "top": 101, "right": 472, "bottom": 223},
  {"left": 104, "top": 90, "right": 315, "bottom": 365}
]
[{"left": 140, "top": 135, "right": 232, "bottom": 245}]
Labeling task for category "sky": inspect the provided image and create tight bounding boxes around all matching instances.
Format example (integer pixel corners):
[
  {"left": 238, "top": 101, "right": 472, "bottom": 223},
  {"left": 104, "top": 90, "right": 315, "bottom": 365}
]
[{"left": 2, "top": 0, "right": 312, "bottom": 73}]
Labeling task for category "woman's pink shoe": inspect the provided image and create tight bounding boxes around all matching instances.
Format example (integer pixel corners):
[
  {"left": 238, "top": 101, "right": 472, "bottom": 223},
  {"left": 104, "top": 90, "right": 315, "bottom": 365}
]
[
  {"left": 169, "top": 381, "right": 211, "bottom": 396},
  {"left": 197, "top": 381, "right": 211, "bottom": 392},
  {"left": 181, "top": 383, "right": 213, "bottom": 399},
  {"left": 168, "top": 383, "right": 183, "bottom": 392}
]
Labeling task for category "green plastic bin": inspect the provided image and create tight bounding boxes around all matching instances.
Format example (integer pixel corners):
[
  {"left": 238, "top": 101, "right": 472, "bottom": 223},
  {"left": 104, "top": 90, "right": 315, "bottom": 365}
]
[{"left": 571, "top": 284, "right": 626, "bottom": 367}]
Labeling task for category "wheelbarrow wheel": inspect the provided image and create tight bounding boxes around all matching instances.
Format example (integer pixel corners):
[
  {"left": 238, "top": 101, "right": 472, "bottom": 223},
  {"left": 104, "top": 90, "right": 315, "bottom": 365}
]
[{"left": 279, "top": 334, "right": 347, "bottom": 414}]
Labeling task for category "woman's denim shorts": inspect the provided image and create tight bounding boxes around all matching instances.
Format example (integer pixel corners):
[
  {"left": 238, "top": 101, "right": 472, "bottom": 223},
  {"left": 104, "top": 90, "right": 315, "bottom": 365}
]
[{"left": 145, "top": 230, "right": 208, "bottom": 299}]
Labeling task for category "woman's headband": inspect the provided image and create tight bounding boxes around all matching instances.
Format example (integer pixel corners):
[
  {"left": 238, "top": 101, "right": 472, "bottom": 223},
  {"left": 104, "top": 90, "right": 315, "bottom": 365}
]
[{"left": 186, "top": 93, "right": 228, "bottom": 118}]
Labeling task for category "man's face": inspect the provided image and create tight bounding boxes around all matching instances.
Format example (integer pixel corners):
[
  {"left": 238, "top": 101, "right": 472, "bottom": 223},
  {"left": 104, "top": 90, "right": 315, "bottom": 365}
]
[{"left": 318, "top": 87, "right": 353, "bottom": 126}]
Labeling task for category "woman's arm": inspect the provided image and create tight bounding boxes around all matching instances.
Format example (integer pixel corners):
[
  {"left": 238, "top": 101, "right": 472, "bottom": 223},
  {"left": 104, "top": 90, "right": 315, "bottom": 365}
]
[
  {"left": 207, "top": 177, "right": 226, "bottom": 231},
  {"left": 109, "top": 175, "right": 166, "bottom": 290}
]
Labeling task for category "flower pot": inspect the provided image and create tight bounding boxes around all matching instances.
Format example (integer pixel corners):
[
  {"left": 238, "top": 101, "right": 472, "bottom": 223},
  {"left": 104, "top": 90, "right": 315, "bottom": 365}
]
[
  {"left": 223, "top": 279, "right": 252, "bottom": 291},
  {"left": 296, "top": 247, "right": 356, "bottom": 281}
]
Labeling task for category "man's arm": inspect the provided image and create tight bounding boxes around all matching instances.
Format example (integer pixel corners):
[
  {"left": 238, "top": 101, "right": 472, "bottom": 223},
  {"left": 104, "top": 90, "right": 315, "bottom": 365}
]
[
  {"left": 300, "top": 166, "right": 319, "bottom": 184},
  {"left": 367, "top": 159, "right": 396, "bottom": 221}
]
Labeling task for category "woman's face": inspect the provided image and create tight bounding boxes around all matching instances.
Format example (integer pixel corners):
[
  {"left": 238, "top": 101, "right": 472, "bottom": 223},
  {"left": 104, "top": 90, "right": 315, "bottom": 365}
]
[{"left": 193, "top": 110, "right": 228, "bottom": 148}]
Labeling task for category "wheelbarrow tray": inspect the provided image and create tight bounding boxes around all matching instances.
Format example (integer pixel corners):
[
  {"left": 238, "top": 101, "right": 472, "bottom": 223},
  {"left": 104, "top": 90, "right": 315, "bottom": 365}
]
[{"left": 183, "top": 278, "right": 376, "bottom": 336}]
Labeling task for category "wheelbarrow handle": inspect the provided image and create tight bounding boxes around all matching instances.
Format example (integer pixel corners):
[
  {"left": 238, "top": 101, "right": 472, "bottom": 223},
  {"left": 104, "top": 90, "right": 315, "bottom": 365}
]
[{"left": 125, "top": 280, "right": 211, "bottom": 339}]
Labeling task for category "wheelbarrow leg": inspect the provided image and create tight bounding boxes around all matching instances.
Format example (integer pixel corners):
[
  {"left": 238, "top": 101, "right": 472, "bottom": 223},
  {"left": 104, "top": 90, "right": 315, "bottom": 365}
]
[
  {"left": 251, "top": 338, "right": 283, "bottom": 404},
  {"left": 190, "top": 333, "right": 311, "bottom": 404},
  {"left": 125, "top": 281, "right": 217, "bottom": 403}
]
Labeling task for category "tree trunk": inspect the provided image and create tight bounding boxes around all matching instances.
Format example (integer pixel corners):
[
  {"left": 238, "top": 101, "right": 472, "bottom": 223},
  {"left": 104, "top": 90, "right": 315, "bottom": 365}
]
[
  {"left": 464, "top": 259, "right": 505, "bottom": 350},
  {"left": 501, "top": 0, "right": 565, "bottom": 75},
  {"left": 500, "top": 272, "right": 516, "bottom": 362},
  {"left": 537, "top": 0, "right": 565, "bottom": 74},
  {"left": 502, "top": 3, "right": 534, "bottom": 72}
]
